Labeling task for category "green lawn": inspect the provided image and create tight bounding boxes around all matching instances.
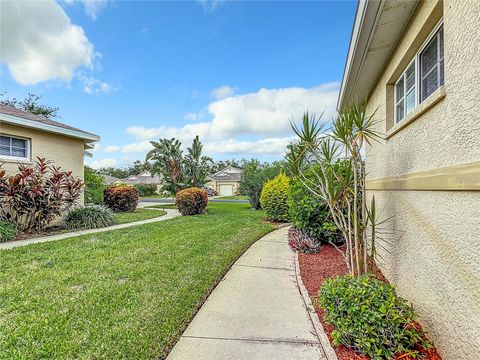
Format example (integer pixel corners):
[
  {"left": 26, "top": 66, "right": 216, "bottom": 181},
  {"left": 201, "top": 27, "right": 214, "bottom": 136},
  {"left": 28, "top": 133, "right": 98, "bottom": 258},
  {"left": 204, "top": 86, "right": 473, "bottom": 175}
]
[
  {"left": 144, "top": 204, "right": 177, "bottom": 210},
  {"left": 0, "top": 203, "right": 274, "bottom": 359},
  {"left": 215, "top": 195, "right": 249, "bottom": 200},
  {"left": 115, "top": 208, "right": 167, "bottom": 224}
]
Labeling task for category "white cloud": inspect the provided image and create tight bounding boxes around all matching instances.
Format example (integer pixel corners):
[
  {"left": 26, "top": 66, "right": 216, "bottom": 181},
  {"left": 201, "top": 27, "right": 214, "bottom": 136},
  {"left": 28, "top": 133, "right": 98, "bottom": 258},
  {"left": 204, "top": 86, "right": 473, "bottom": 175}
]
[
  {"left": 197, "top": 0, "right": 223, "bottom": 12},
  {"left": 0, "top": 0, "right": 95, "bottom": 85},
  {"left": 211, "top": 85, "right": 235, "bottom": 100},
  {"left": 78, "top": 73, "right": 116, "bottom": 94},
  {"left": 185, "top": 112, "right": 199, "bottom": 121},
  {"left": 204, "top": 137, "right": 294, "bottom": 156},
  {"left": 104, "top": 145, "right": 121, "bottom": 152},
  {"left": 64, "top": 0, "right": 108, "bottom": 20},
  {"left": 87, "top": 158, "right": 117, "bottom": 169}
]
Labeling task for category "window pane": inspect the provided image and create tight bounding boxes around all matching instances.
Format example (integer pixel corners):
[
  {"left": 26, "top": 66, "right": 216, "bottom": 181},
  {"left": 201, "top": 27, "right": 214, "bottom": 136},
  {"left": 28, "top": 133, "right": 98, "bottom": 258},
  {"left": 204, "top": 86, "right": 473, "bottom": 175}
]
[
  {"left": 422, "top": 66, "right": 438, "bottom": 101},
  {"left": 440, "top": 59, "right": 444, "bottom": 85},
  {"left": 421, "top": 36, "right": 438, "bottom": 75},
  {"left": 0, "top": 146, "right": 10, "bottom": 156},
  {"left": 11, "top": 138, "right": 26, "bottom": 149},
  {"left": 439, "top": 27, "right": 444, "bottom": 59},
  {"left": 0, "top": 136, "right": 10, "bottom": 147},
  {"left": 405, "top": 63, "right": 415, "bottom": 91},
  {"left": 406, "top": 89, "right": 415, "bottom": 115},
  {"left": 11, "top": 147, "right": 26, "bottom": 157},
  {"left": 396, "top": 77, "right": 404, "bottom": 100},
  {"left": 396, "top": 99, "right": 405, "bottom": 121}
]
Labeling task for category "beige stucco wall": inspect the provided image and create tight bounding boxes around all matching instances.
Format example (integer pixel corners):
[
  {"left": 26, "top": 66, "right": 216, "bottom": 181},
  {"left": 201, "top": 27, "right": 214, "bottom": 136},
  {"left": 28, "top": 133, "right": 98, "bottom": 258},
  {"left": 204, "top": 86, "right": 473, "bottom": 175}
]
[
  {"left": 0, "top": 122, "right": 86, "bottom": 204},
  {"left": 206, "top": 180, "right": 241, "bottom": 195},
  {"left": 363, "top": 0, "right": 480, "bottom": 359}
]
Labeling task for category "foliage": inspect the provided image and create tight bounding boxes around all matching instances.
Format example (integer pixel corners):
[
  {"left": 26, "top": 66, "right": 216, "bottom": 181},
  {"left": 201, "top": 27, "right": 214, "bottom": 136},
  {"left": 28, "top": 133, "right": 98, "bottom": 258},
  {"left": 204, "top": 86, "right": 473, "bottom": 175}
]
[
  {"left": 0, "top": 93, "right": 59, "bottom": 118},
  {"left": 288, "top": 164, "right": 343, "bottom": 243},
  {"left": 147, "top": 138, "right": 186, "bottom": 194},
  {"left": 287, "top": 228, "right": 322, "bottom": 253},
  {"left": 175, "top": 187, "right": 208, "bottom": 216},
  {"left": 98, "top": 160, "right": 152, "bottom": 179},
  {"left": 184, "top": 135, "right": 213, "bottom": 187},
  {"left": 0, "top": 221, "right": 16, "bottom": 242},
  {"left": 240, "top": 159, "right": 283, "bottom": 209},
  {"left": 104, "top": 185, "right": 139, "bottom": 212},
  {"left": 84, "top": 166, "right": 105, "bottom": 204},
  {"left": 319, "top": 275, "right": 431, "bottom": 359},
  {"left": 0, "top": 158, "right": 83, "bottom": 232},
  {"left": 260, "top": 173, "right": 290, "bottom": 221},
  {"left": 134, "top": 183, "right": 157, "bottom": 197},
  {"left": 207, "top": 159, "right": 245, "bottom": 174},
  {"left": 288, "top": 107, "right": 382, "bottom": 276},
  {"left": 63, "top": 206, "right": 117, "bottom": 230}
]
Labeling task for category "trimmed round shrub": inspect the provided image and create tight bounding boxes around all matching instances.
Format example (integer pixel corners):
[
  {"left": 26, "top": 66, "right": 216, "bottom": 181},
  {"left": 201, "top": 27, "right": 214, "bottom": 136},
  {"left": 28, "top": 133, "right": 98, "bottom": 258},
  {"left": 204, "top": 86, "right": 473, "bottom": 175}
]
[
  {"left": 288, "top": 164, "right": 342, "bottom": 243},
  {"left": 104, "top": 185, "right": 139, "bottom": 212},
  {"left": 175, "top": 187, "right": 208, "bottom": 216},
  {"left": 260, "top": 173, "right": 289, "bottom": 222},
  {"left": 0, "top": 221, "right": 16, "bottom": 242},
  {"left": 63, "top": 206, "right": 117, "bottom": 230},
  {"left": 319, "top": 275, "right": 431, "bottom": 359},
  {"left": 134, "top": 183, "right": 157, "bottom": 197}
]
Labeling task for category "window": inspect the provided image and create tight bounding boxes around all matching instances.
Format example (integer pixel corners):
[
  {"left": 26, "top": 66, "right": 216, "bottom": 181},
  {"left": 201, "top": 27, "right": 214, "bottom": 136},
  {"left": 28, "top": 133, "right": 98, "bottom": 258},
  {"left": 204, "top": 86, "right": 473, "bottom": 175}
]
[
  {"left": 394, "top": 23, "right": 444, "bottom": 123},
  {"left": 0, "top": 135, "right": 30, "bottom": 160}
]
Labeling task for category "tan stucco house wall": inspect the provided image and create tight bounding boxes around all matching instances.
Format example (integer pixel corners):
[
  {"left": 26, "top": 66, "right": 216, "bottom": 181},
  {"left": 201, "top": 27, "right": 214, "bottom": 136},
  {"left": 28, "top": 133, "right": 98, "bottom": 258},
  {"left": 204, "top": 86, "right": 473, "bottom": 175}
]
[
  {"left": 206, "top": 166, "right": 242, "bottom": 196},
  {"left": 0, "top": 105, "right": 100, "bottom": 205},
  {"left": 338, "top": 1, "right": 480, "bottom": 359}
]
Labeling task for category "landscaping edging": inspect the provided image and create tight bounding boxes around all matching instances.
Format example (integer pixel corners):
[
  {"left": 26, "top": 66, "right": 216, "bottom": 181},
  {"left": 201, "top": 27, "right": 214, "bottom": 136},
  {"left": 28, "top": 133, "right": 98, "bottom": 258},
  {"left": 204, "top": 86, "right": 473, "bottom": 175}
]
[
  {"left": 293, "top": 251, "right": 338, "bottom": 360},
  {"left": 0, "top": 209, "right": 180, "bottom": 250}
]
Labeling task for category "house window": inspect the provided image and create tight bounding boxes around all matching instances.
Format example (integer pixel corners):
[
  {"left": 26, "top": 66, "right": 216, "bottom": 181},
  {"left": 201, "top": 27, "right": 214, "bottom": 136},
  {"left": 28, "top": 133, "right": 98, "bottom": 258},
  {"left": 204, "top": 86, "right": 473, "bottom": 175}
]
[
  {"left": 394, "top": 22, "right": 444, "bottom": 123},
  {"left": 0, "top": 135, "right": 30, "bottom": 160},
  {"left": 420, "top": 26, "right": 444, "bottom": 101}
]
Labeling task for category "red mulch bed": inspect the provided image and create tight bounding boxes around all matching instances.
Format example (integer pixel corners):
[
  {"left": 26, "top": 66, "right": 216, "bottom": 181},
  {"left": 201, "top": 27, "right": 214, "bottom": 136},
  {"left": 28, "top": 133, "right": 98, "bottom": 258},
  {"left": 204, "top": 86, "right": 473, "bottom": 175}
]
[{"left": 299, "top": 244, "right": 442, "bottom": 360}]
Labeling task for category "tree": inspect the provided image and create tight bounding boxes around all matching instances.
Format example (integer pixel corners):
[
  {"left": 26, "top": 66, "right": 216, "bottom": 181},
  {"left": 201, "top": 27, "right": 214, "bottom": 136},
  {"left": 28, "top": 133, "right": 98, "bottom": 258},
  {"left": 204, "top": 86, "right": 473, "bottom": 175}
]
[
  {"left": 287, "top": 107, "right": 382, "bottom": 276},
  {"left": 184, "top": 136, "right": 213, "bottom": 187},
  {"left": 84, "top": 166, "right": 105, "bottom": 204},
  {"left": 146, "top": 138, "right": 185, "bottom": 195},
  {"left": 0, "top": 93, "right": 59, "bottom": 118}
]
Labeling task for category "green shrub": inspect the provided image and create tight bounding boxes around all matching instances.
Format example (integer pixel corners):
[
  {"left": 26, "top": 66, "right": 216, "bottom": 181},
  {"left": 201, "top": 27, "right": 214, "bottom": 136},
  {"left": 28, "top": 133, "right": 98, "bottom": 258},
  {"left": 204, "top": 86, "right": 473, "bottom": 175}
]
[
  {"left": 84, "top": 166, "right": 105, "bottom": 204},
  {"left": 104, "top": 185, "right": 139, "bottom": 212},
  {"left": 63, "top": 207, "right": 117, "bottom": 230},
  {"left": 319, "top": 275, "right": 431, "bottom": 359},
  {"left": 260, "top": 173, "right": 289, "bottom": 222},
  {"left": 240, "top": 160, "right": 283, "bottom": 209},
  {"left": 0, "top": 221, "right": 16, "bottom": 242},
  {"left": 288, "top": 165, "right": 340, "bottom": 242},
  {"left": 175, "top": 187, "right": 208, "bottom": 216},
  {"left": 134, "top": 183, "right": 157, "bottom": 197}
]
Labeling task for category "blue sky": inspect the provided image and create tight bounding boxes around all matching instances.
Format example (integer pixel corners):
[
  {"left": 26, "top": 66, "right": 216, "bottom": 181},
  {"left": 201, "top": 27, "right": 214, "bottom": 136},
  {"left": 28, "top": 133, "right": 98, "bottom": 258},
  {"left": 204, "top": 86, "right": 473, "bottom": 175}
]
[{"left": 0, "top": 0, "right": 356, "bottom": 169}]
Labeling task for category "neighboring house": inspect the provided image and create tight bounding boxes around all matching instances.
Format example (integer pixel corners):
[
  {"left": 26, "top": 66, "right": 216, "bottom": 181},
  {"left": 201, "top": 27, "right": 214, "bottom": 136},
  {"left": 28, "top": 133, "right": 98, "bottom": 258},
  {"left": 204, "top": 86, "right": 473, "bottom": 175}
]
[
  {"left": 338, "top": 1, "right": 479, "bottom": 359},
  {"left": 121, "top": 171, "right": 163, "bottom": 192},
  {"left": 100, "top": 174, "right": 122, "bottom": 186},
  {"left": 206, "top": 166, "right": 242, "bottom": 196},
  {"left": 0, "top": 104, "right": 100, "bottom": 204}
]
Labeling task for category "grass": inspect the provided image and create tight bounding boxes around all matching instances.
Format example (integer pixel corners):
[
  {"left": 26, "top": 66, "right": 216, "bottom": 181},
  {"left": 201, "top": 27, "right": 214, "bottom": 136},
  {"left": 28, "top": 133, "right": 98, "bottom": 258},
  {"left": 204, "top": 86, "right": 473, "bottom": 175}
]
[
  {"left": 215, "top": 195, "right": 249, "bottom": 200},
  {"left": 0, "top": 203, "right": 274, "bottom": 359},
  {"left": 144, "top": 204, "right": 177, "bottom": 210},
  {"left": 115, "top": 208, "right": 167, "bottom": 224}
]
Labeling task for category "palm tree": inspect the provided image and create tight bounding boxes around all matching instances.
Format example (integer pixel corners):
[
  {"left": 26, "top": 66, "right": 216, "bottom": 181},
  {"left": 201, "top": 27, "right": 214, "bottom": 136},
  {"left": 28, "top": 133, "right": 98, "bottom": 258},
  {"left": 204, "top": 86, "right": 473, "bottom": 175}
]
[
  {"left": 184, "top": 136, "right": 213, "bottom": 187},
  {"left": 146, "top": 138, "right": 185, "bottom": 195}
]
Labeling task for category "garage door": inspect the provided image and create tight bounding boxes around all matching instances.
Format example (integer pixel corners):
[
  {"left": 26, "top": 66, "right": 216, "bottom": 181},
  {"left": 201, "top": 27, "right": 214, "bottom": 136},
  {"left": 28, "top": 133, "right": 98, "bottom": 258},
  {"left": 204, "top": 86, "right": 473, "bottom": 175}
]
[{"left": 219, "top": 184, "right": 233, "bottom": 196}]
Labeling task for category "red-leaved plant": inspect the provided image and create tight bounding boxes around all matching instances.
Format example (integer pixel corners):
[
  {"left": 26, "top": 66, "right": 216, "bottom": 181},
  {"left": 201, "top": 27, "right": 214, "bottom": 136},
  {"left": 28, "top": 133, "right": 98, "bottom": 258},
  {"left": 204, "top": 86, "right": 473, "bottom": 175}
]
[
  {"left": 0, "top": 157, "right": 84, "bottom": 233},
  {"left": 288, "top": 227, "right": 322, "bottom": 254}
]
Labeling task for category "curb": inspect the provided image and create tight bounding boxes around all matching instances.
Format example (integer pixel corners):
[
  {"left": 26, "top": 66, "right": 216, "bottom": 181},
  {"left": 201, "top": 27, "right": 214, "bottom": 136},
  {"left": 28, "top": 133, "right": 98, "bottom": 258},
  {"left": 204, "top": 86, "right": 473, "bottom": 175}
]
[{"left": 293, "top": 251, "right": 338, "bottom": 360}]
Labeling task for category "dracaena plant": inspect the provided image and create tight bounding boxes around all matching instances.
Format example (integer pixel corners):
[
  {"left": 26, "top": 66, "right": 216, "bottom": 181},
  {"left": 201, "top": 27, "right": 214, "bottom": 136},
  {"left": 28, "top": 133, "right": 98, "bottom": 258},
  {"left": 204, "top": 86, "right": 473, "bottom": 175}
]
[
  {"left": 287, "top": 104, "right": 383, "bottom": 276},
  {"left": 0, "top": 157, "right": 84, "bottom": 233}
]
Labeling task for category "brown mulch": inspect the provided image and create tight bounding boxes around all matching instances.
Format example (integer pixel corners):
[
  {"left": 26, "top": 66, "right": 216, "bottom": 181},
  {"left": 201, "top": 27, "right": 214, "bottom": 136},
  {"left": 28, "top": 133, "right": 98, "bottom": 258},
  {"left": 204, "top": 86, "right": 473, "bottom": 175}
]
[{"left": 298, "top": 244, "right": 442, "bottom": 360}]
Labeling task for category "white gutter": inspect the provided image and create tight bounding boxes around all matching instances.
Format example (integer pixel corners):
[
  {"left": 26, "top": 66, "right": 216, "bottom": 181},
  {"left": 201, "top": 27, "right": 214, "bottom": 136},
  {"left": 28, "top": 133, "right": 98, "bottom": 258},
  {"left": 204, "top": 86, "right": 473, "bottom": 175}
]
[{"left": 0, "top": 113, "right": 100, "bottom": 142}]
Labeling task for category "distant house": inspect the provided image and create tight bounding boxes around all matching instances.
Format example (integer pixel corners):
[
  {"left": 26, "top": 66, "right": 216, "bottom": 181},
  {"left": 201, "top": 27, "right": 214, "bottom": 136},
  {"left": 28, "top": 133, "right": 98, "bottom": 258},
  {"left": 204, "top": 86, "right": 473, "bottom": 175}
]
[
  {"left": 0, "top": 104, "right": 99, "bottom": 204},
  {"left": 206, "top": 166, "right": 242, "bottom": 196},
  {"left": 100, "top": 174, "right": 122, "bottom": 186},
  {"left": 337, "top": 1, "right": 480, "bottom": 358},
  {"left": 121, "top": 171, "right": 163, "bottom": 193}
]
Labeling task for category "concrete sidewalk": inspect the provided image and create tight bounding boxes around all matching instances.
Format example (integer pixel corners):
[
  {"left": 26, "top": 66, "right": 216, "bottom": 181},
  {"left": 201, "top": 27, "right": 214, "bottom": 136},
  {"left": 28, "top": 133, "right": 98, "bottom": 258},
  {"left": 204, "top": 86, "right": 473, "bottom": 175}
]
[
  {"left": 0, "top": 208, "right": 180, "bottom": 250},
  {"left": 167, "top": 227, "right": 336, "bottom": 360}
]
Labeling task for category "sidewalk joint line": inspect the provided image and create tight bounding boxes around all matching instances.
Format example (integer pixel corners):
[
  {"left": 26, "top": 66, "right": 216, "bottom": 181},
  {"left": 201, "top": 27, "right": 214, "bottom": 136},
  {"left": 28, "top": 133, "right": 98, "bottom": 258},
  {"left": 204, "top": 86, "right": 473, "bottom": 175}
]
[
  {"left": 182, "top": 335, "right": 320, "bottom": 345},
  {"left": 234, "top": 264, "right": 293, "bottom": 271}
]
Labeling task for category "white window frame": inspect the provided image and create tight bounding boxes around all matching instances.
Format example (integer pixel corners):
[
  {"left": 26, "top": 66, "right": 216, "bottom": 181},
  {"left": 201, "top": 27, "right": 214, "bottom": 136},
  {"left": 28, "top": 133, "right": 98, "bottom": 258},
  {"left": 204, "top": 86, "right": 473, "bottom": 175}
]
[
  {"left": 0, "top": 134, "right": 31, "bottom": 161},
  {"left": 394, "top": 19, "right": 444, "bottom": 124}
]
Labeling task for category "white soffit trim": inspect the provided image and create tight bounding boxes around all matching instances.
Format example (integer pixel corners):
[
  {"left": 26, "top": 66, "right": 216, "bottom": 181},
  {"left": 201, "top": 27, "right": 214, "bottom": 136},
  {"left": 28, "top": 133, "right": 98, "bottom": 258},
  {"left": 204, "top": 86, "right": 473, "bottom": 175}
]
[{"left": 0, "top": 113, "right": 100, "bottom": 142}]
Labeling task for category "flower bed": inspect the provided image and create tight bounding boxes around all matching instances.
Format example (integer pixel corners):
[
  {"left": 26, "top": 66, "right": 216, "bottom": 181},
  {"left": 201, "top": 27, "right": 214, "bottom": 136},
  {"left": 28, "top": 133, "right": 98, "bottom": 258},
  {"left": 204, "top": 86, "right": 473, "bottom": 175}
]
[{"left": 298, "top": 245, "right": 442, "bottom": 360}]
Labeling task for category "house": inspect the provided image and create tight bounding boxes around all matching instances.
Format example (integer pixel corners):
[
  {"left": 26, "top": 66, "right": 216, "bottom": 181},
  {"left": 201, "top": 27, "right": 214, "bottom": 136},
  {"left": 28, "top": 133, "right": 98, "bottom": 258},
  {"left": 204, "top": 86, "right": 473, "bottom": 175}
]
[
  {"left": 338, "top": 1, "right": 479, "bottom": 359},
  {"left": 0, "top": 104, "right": 100, "bottom": 203},
  {"left": 206, "top": 166, "right": 242, "bottom": 196},
  {"left": 100, "top": 174, "right": 122, "bottom": 186},
  {"left": 121, "top": 171, "right": 162, "bottom": 192}
]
